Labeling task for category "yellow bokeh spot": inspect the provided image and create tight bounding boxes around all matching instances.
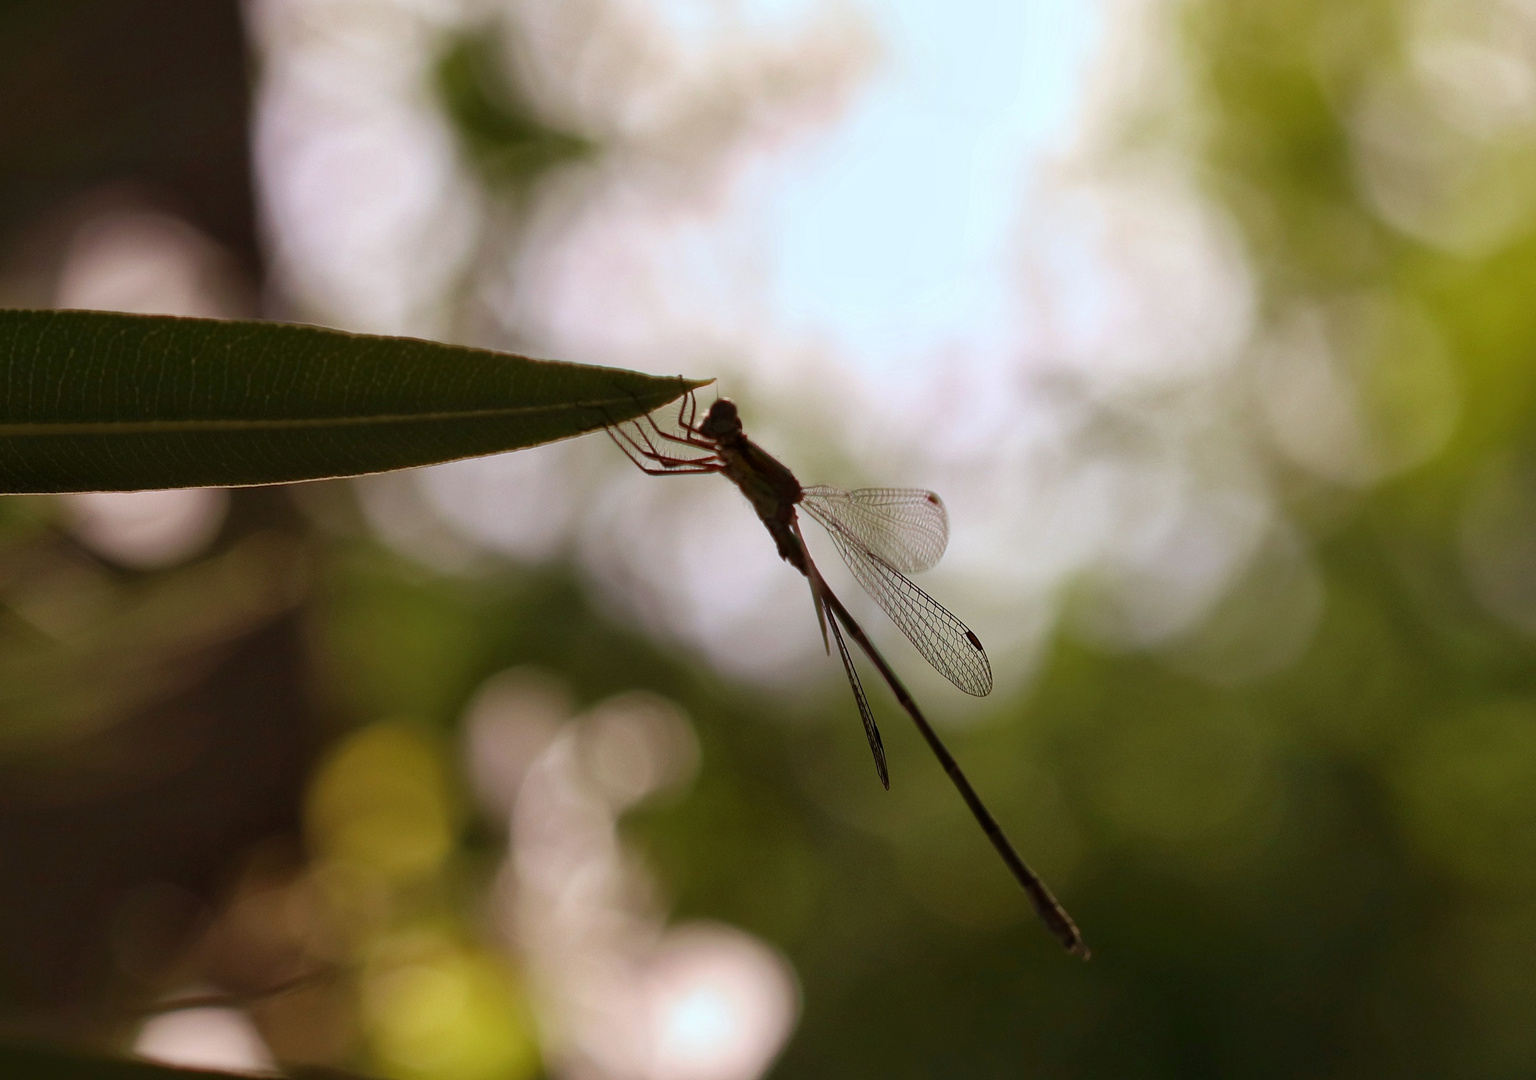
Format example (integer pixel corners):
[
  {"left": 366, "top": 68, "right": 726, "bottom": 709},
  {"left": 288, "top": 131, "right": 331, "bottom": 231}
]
[
  {"left": 308, "top": 722, "right": 456, "bottom": 880},
  {"left": 363, "top": 938, "right": 540, "bottom": 1080}
]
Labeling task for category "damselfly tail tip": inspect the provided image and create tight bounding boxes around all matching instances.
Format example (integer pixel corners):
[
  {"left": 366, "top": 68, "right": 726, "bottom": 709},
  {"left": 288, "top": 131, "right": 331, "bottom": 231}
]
[
  {"left": 1032, "top": 892, "right": 1089, "bottom": 959},
  {"left": 1053, "top": 920, "right": 1090, "bottom": 960}
]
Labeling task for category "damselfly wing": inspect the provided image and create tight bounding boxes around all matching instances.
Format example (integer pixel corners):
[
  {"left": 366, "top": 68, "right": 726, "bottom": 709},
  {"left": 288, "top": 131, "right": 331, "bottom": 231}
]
[{"left": 800, "top": 486, "right": 992, "bottom": 698}]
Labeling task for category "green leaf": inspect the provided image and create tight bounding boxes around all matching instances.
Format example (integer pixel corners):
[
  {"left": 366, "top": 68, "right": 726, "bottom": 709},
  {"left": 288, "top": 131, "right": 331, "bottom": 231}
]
[{"left": 0, "top": 309, "right": 703, "bottom": 494}]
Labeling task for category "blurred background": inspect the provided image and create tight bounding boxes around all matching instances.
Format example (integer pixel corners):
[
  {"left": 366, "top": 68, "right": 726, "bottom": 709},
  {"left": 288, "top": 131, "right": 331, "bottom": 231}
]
[{"left": 4, "top": 0, "right": 1536, "bottom": 1075}]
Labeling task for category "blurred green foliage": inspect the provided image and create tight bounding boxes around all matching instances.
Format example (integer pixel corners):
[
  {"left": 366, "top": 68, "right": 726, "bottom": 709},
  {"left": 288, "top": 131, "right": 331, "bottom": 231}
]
[
  {"left": 434, "top": 30, "right": 594, "bottom": 194},
  {"left": 9, "top": 0, "right": 1536, "bottom": 1078}
]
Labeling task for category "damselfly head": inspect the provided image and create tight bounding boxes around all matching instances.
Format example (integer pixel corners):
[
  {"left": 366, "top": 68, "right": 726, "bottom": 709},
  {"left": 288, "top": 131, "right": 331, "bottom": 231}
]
[{"left": 699, "top": 398, "right": 742, "bottom": 440}]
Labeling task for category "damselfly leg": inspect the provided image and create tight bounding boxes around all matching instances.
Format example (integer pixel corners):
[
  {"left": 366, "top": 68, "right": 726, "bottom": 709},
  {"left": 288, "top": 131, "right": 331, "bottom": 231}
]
[{"left": 606, "top": 391, "right": 722, "bottom": 474}]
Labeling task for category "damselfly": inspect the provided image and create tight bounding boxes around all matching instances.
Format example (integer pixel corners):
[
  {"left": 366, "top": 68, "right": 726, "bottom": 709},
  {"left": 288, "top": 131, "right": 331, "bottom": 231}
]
[{"left": 609, "top": 392, "right": 1087, "bottom": 957}]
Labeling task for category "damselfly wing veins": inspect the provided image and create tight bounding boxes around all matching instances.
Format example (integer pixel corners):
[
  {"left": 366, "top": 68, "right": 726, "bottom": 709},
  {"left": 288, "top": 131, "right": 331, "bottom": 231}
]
[{"left": 608, "top": 392, "right": 1087, "bottom": 958}]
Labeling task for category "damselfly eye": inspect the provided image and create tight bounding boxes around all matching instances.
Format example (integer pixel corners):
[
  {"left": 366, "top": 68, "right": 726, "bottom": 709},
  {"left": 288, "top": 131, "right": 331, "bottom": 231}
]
[{"left": 700, "top": 399, "right": 741, "bottom": 438}]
